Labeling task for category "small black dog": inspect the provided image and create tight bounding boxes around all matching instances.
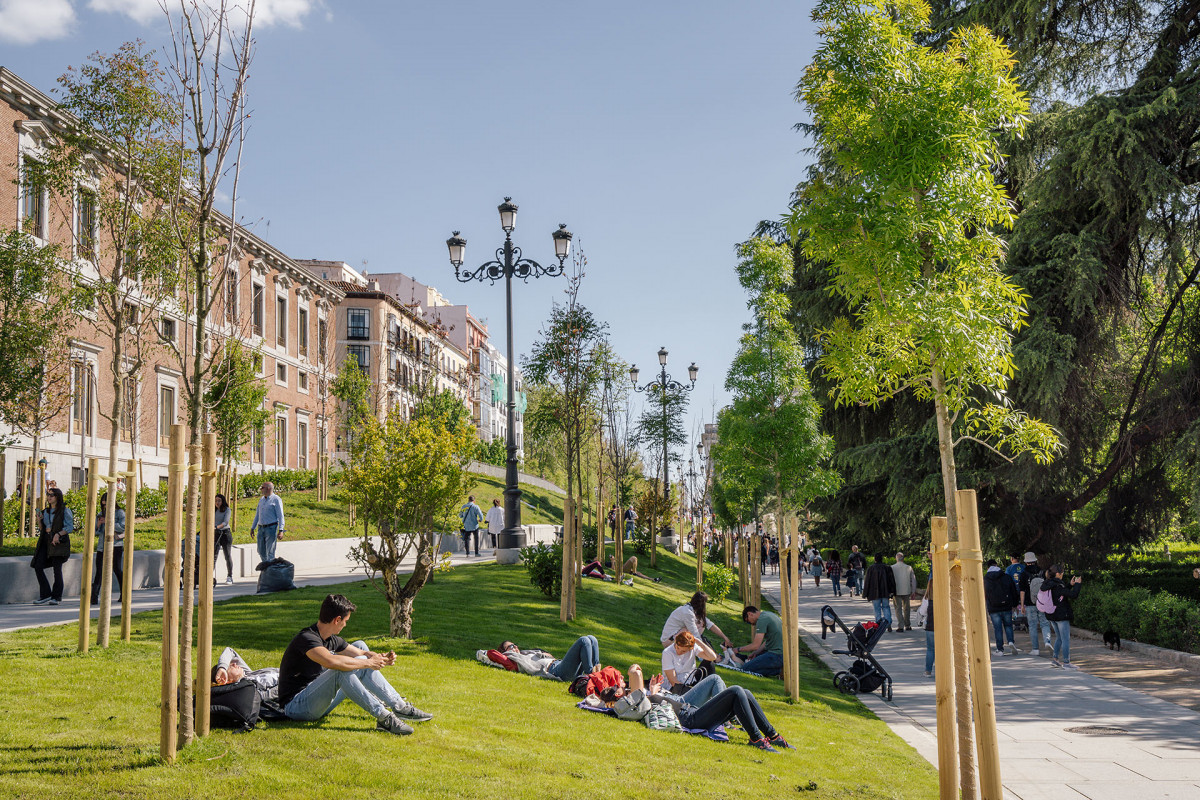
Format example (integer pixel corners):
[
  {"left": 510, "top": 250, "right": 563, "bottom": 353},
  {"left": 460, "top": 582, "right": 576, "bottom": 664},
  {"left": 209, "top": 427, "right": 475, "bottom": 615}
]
[{"left": 1103, "top": 630, "right": 1122, "bottom": 651}]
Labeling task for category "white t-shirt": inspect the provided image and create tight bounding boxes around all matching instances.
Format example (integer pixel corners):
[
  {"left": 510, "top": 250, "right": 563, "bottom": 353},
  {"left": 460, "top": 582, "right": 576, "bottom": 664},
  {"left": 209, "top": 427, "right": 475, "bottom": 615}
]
[
  {"left": 485, "top": 506, "right": 504, "bottom": 534},
  {"left": 661, "top": 644, "right": 703, "bottom": 685},
  {"left": 660, "top": 604, "right": 715, "bottom": 644}
]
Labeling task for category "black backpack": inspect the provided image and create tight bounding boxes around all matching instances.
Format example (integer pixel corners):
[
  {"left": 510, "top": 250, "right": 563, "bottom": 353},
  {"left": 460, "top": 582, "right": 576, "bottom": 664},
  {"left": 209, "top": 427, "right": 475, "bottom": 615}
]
[{"left": 210, "top": 679, "right": 262, "bottom": 732}]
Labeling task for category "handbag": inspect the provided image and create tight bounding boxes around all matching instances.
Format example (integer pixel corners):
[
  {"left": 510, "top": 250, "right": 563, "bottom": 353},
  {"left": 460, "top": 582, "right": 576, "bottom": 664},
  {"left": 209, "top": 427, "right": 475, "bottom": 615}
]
[
  {"left": 643, "top": 701, "right": 683, "bottom": 732},
  {"left": 47, "top": 534, "right": 71, "bottom": 560}
]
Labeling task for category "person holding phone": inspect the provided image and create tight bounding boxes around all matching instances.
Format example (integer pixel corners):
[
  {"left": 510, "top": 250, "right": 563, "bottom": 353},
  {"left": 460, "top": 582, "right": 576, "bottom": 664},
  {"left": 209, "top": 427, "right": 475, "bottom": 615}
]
[{"left": 279, "top": 594, "right": 433, "bottom": 735}]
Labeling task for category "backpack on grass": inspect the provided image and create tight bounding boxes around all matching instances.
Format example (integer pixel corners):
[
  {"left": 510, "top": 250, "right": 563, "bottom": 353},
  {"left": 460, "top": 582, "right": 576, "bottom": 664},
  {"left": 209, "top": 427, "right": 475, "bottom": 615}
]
[{"left": 209, "top": 679, "right": 262, "bottom": 733}]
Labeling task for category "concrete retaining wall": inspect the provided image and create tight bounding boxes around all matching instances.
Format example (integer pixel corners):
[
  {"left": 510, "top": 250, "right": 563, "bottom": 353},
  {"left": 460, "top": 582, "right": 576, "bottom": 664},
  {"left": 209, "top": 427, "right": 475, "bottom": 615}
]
[
  {"left": 0, "top": 550, "right": 167, "bottom": 605},
  {"left": 465, "top": 461, "right": 565, "bottom": 495}
]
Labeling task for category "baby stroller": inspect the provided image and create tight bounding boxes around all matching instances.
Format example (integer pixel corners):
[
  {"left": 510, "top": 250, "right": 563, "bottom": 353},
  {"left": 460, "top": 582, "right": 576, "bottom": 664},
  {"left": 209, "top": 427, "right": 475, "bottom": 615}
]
[{"left": 820, "top": 605, "right": 893, "bottom": 701}]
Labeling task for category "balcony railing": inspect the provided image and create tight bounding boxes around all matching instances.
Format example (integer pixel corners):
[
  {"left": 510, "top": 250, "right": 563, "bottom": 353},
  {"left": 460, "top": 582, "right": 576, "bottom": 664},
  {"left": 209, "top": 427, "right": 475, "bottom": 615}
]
[{"left": 347, "top": 325, "right": 369, "bottom": 340}]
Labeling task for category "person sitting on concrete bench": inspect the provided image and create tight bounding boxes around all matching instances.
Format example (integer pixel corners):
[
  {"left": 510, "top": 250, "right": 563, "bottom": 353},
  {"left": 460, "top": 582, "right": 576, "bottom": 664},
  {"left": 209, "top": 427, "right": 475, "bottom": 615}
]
[
  {"left": 499, "top": 635, "right": 602, "bottom": 681},
  {"left": 600, "top": 664, "right": 791, "bottom": 753},
  {"left": 278, "top": 594, "right": 432, "bottom": 736}
]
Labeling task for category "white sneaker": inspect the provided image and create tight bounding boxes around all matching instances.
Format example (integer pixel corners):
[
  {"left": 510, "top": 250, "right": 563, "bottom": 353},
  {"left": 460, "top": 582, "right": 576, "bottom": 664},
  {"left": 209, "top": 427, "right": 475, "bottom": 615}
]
[
  {"left": 1063, "top": 662, "right": 1079, "bottom": 670},
  {"left": 225, "top": 576, "right": 234, "bottom": 585},
  {"left": 1029, "top": 649, "right": 1040, "bottom": 656},
  {"left": 996, "top": 649, "right": 1009, "bottom": 657},
  {"left": 622, "top": 578, "right": 633, "bottom": 586},
  {"left": 1008, "top": 643, "right": 1021, "bottom": 655}
]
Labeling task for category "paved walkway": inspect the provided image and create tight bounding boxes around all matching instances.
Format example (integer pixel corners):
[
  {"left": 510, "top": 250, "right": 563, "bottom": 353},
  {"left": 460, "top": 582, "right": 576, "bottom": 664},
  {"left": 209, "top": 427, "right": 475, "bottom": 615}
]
[
  {"left": 759, "top": 572, "right": 1200, "bottom": 800},
  {"left": 0, "top": 545, "right": 497, "bottom": 634}
]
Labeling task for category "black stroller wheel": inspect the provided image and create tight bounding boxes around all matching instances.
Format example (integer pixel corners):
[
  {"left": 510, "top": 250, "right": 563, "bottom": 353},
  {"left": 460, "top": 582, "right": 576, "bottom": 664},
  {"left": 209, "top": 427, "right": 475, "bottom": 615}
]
[{"left": 836, "top": 672, "right": 861, "bottom": 694}]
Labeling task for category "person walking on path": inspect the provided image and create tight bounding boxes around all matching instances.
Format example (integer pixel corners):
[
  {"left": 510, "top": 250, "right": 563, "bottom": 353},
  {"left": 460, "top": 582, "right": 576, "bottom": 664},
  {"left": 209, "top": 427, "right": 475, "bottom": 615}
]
[
  {"left": 826, "top": 550, "right": 844, "bottom": 597},
  {"left": 484, "top": 497, "right": 504, "bottom": 550},
  {"left": 1019, "top": 553, "right": 1051, "bottom": 655},
  {"left": 249, "top": 481, "right": 286, "bottom": 566},
  {"left": 985, "top": 558, "right": 1022, "bottom": 656},
  {"left": 1005, "top": 553, "right": 1025, "bottom": 589},
  {"left": 623, "top": 505, "right": 637, "bottom": 540},
  {"left": 890, "top": 552, "right": 917, "bottom": 631},
  {"left": 863, "top": 553, "right": 896, "bottom": 629},
  {"left": 31, "top": 487, "right": 73, "bottom": 605},
  {"left": 846, "top": 545, "right": 866, "bottom": 597},
  {"left": 1042, "top": 565, "right": 1083, "bottom": 669},
  {"left": 808, "top": 550, "right": 825, "bottom": 588},
  {"left": 213, "top": 494, "right": 234, "bottom": 585},
  {"left": 458, "top": 495, "right": 484, "bottom": 557},
  {"left": 90, "top": 491, "right": 126, "bottom": 606},
  {"left": 922, "top": 575, "right": 936, "bottom": 676}
]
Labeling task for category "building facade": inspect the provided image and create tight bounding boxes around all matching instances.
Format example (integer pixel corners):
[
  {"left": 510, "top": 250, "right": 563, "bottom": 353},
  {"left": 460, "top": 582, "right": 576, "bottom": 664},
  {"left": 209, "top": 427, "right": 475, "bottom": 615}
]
[{"left": 0, "top": 66, "right": 344, "bottom": 491}]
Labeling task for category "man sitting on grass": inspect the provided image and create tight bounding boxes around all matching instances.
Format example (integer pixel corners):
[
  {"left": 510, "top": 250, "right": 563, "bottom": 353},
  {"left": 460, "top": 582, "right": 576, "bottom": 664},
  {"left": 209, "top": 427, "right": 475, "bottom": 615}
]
[
  {"left": 278, "top": 594, "right": 433, "bottom": 736},
  {"left": 600, "top": 664, "right": 792, "bottom": 753},
  {"left": 723, "top": 605, "right": 784, "bottom": 677}
]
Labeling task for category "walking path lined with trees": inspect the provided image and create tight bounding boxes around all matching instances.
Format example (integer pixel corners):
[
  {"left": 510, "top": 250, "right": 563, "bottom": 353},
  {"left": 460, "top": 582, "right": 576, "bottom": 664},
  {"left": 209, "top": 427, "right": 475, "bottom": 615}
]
[{"left": 763, "top": 573, "right": 1200, "bottom": 800}]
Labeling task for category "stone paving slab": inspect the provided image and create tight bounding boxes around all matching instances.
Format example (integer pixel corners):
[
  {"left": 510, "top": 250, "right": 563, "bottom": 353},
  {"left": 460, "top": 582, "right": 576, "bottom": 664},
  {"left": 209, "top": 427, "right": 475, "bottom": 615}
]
[{"left": 760, "top": 573, "right": 1200, "bottom": 800}]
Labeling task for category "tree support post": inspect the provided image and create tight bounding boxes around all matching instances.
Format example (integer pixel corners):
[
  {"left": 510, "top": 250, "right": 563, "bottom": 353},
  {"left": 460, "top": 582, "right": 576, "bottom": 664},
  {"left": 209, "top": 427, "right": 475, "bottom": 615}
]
[
  {"left": 197, "top": 433, "right": 218, "bottom": 737},
  {"left": 121, "top": 459, "right": 138, "bottom": 642},
  {"left": 161, "top": 425, "right": 185, "bottom": 763},
  {"left": 958, "top": 489, "right": 1002, "bottom": 798},
  {"left": 97, "top": 470, "right": 123, "bottom": 648},
  {"left": 931, "top": 516, "right": 960, "bottom": 799},
  {"left": 77, "top": 459, "right": 99, "bottom": 654},
  {"left": 17, "top": 461, "right": 28, "bottom": 541},
  {"left": 560, "top": 497, "right": 575, "bottom": 622}
]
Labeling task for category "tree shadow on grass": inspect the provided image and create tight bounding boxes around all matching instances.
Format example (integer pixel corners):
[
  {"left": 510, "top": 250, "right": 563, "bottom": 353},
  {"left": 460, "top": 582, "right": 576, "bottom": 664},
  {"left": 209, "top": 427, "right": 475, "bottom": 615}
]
[{"left": 0, "top": 743, "right": 160, "bottom": 775}]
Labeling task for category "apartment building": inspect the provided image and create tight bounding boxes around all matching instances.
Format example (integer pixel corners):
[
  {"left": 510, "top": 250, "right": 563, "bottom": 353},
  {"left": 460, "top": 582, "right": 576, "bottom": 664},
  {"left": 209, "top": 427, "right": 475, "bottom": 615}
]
[
  {"left": 0, "top": 66, "right": 344, "bottom": 490},
  {"left": 296, "top": 261, "right": 471, "bottom": 446}
]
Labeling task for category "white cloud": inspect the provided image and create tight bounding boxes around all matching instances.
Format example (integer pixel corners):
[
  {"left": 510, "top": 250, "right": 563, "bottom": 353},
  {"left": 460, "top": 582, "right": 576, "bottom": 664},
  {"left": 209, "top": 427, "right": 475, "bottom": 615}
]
[
  {"left": 0, "top": 0, "right": 76, "bottom": 44},
  {"left": 88, "top": 0, "right": 322, "bottom": 28}
]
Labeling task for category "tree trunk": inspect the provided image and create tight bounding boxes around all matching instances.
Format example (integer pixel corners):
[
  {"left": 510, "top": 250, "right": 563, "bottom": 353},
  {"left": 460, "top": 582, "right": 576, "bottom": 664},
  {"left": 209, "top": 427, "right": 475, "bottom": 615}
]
[
  {"left": 28, "top": 436, "right": 41, "bottom": 539},
  {"left": 389, "top": 593, "right": 415, "bottom": 639},
  {"left": 98, "top": 355, "right": 125, "bottom": 648},
  {"left": 932, "top": 368, "right": 974, "bottom": 800}
]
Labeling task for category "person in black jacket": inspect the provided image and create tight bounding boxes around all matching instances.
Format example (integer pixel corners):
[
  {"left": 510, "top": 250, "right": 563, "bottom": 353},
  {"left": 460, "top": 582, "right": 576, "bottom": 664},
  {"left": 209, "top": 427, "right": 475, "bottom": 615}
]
[
  {"left": 863, "top": 554, "right": 896, "bottom": 629},
  {"left": 984, "top": 559, "right": 1022, "bottom": 656},
  {"left": 1042, "top": 565, "right": 1083, "bottom": 670},
  {"left": 846, "top": 546, "right": 867, "bottom": 596}
]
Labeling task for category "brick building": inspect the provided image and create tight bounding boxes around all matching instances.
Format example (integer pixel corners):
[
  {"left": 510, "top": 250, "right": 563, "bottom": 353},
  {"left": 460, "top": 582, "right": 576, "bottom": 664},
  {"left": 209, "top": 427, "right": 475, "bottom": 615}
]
[{"left": 0, "top": 66, "right": 344, "bottom": 491}]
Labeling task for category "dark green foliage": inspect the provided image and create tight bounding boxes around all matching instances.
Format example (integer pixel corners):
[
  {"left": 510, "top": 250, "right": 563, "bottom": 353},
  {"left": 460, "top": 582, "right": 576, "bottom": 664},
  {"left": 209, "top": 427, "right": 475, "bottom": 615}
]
[
  {"left": 706, "top": 542, "right": 726, "bottom": 566},
  {"left": 1074, "top": 578, "right": 1200, "bottom": 654},
  {"left": 519, "top": 542, "right": 563, "bottom": 598},
  {"left": 781, "top": 0, "right": 1200, "bottom": 562},
  {"left": 631, "top": 524, "right": 653, "bottom": 557},
  {"left": 477, "top": 436, "right": 507, "bottom": 467},
  {"left": 581, "top": 523, "right": 598, "bottom": 558},
  {"left": 238, "top": 467, "right": 324, "bottom": 498},
  {"left": 701, "top": 563, "right": 737, "bottom": 603}
]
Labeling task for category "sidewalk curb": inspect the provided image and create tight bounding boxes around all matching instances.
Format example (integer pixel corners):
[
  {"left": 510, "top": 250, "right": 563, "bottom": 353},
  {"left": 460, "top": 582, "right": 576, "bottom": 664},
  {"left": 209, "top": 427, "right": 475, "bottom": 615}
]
[{"left": 1072, "top": 625, "right": 1200, "bottom": 672}]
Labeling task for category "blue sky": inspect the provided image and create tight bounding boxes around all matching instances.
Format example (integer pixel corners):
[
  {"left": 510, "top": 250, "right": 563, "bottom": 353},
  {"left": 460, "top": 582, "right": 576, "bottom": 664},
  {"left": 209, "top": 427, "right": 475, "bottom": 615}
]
[{"left": 2, "top": 0, "right": 820, "bottom": 454}]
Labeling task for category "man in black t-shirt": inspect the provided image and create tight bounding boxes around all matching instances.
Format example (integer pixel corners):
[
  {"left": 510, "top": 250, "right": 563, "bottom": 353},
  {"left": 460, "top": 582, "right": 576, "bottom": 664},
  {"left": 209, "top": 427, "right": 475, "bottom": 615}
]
[{"left": 279, "top": 594, "right": 432, "bottom": 736}]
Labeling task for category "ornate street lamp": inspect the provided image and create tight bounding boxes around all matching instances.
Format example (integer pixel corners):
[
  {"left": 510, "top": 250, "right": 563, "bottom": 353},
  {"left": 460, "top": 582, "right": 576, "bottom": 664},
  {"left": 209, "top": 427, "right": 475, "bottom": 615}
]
[
  {"left": 631, "top": 348, "right": 697, "bottom": 541},
  {"left": 448, "top": 198, "right": 572, "bottom": 560}
]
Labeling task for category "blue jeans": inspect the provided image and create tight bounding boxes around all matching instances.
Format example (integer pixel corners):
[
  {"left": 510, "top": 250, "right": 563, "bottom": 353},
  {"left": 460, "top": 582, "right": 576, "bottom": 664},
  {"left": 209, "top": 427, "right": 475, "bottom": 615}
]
[
  {"left": 989, "top": 610, "right": 1015, "bottom": 650},
  {"left": 1051, "top": 619, "right": 1071, "bottom": 663},
  {"left": 676, "top": 673, "right": 726, "bottom": 706},
  {"left": 547, "top": 635, "right": 599, "bottom": 681},
  {"left": 256, "top": 523, "right": 278, "bottom": 563},
  {"left": 871, "top": 598, "right": 893, "bottom": 628},
  {"left": 741, "top": 650, "right": 782, "bottom": 677},
  {"left": 1026, "top": 608, "right": 1051, "bottom": 650},
  {"left": 624, "top": 521, "right": 634, "bottom": 539},
  {"left": 283, "top": 641, "right": 403, "bottom": 721},
  {"left": 925, "top": 630, "right": 935, "bottom": 673},
  {"left": 831, "top": 575, "right": 842, "bottom": 596}
]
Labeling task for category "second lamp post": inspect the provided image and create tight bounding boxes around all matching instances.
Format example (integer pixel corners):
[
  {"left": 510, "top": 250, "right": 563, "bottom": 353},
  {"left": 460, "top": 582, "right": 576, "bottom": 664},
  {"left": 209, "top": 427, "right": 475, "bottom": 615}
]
[{"left": 630, "top": 348, "right": 697, "bottom": 543}]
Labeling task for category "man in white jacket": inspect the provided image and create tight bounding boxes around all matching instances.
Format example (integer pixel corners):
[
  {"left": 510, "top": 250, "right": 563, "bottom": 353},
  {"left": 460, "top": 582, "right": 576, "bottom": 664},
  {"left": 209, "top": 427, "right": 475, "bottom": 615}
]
[{"left": 891, "top": 552, "right": 918, "bottom": 631}]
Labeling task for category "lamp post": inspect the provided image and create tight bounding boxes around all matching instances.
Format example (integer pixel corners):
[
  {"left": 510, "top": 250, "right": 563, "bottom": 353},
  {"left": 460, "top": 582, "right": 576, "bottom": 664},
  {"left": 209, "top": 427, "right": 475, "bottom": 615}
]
[
  {"left": 448, "top": 198, "right": 572, "bottom": 562},
  {"left": 630, "top": 348, "right": 696, "bottom": 553}
]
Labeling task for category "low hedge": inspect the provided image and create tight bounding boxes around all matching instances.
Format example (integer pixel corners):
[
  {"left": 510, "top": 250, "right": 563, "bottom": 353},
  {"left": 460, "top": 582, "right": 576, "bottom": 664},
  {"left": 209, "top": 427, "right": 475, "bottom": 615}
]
[{"left": 1074, "top": 577, "right": 1200, "bottom": 654}]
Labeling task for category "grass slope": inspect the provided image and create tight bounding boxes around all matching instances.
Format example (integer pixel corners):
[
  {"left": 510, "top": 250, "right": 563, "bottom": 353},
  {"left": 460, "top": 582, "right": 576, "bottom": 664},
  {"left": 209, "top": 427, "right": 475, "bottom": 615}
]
[
  {"left": 0, "top": 551, "right": 936, "bottom": 799},
  {"left": 0, "top": 475, "right": 565, "bottom": 558}
]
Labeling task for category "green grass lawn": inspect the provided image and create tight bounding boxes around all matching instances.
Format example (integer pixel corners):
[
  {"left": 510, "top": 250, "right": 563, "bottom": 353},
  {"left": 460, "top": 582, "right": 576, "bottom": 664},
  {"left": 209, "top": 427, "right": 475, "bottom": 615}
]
[
  {"left": 0, "top": 474, "right": 565, "bottom": 558},
  {"left": 0, "top": 550, "right": 936, "bottom": 799}
]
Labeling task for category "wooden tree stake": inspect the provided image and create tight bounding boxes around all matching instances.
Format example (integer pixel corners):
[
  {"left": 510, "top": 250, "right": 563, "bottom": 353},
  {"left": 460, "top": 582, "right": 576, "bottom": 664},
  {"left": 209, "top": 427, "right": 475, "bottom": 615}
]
[
  {"left": 931, "top": 516, "right": 960, "bottom": 799},
  {"left": 77, "top": 458, "right": 99, "bottom": 654},
  {"left": 121, "top": 459, "right": 137, "bottom": 641},
  {"left": 197, "top": 433, "right": 217, "bottom": 737},
  {"left": 161, "top": 425, "right": 185, "bottom": 762}
]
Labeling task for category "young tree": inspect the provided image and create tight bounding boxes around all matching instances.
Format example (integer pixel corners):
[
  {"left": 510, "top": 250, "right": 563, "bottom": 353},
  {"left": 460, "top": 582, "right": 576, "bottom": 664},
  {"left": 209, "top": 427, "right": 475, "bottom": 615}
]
[
  {"left": 347, "top": 406, "right": 475, "bottom": 637},
  {"left": 522, "top": 260, "right": 608, "bottom": 622},
  {"left": 710, "top": 237, "right": 841, "bottom": 699},
  {"left": 160, "top": 0, "right": 258, "bottom": 747},
  {"left": 205, "top": 341, "right": 269, "bottom": 468},
  {"left": 789, "top": 0, "right": 1059, "bottom": 790},
  {"left": 0, "top": 230, "right": 77, "bottom": 538},
  {"left": 634, "top": 380, "right": 690, "bottom": 565}
]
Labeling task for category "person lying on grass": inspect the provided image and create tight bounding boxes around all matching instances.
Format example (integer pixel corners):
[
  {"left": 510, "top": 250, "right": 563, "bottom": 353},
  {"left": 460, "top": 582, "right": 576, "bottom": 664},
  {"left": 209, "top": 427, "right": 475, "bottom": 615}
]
[
  {"left": 599, "top": 664, "right": 793, "bottom": 753},
  {"left": 662, "top": 630, "right": 720, "bottom": 694},
  {"left": 499, "top": 635, "right": 602, "bottom": 681},
  {"left": 212, "top": 647, "right": 279, "bottom": 692},
  {"left": 278, "top": 593, "right": 433, "bottom": 737},
  {"left": 604, "top": 554, "right": 661, "bottom": 583}
]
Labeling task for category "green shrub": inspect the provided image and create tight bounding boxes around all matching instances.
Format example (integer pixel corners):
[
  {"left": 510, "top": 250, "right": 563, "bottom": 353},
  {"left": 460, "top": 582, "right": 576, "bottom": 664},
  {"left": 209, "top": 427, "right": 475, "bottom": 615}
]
[
  {"left": 1074, "top": 577, "right": 1200, "bottom": 654},
  {"left": 631, "top": 525, "right": 652, "bottom": 557},
  {"left": 581, "top": 523, "right": 598, "bottom": 557},
  {"left": 519, "top": 542, "right": 562, "bottom": 599},
  {"left": 706, "top": 542, "right": 725, "bottom": 565},
  {"left": 238, "top": 467, "right": 320, "bottom": 497},
  {"left": 702, "top": 563, "right": 737, "bottom": 603}
]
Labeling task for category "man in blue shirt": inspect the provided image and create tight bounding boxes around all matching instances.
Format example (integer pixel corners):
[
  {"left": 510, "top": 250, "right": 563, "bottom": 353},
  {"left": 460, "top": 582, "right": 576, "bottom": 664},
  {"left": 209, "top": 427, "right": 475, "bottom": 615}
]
[
  {"left": 250, "top": 481, "right": 286, "bottom": 565},
  {"left": 459, "top": 495, "right": 484, "bottom": 557}
]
